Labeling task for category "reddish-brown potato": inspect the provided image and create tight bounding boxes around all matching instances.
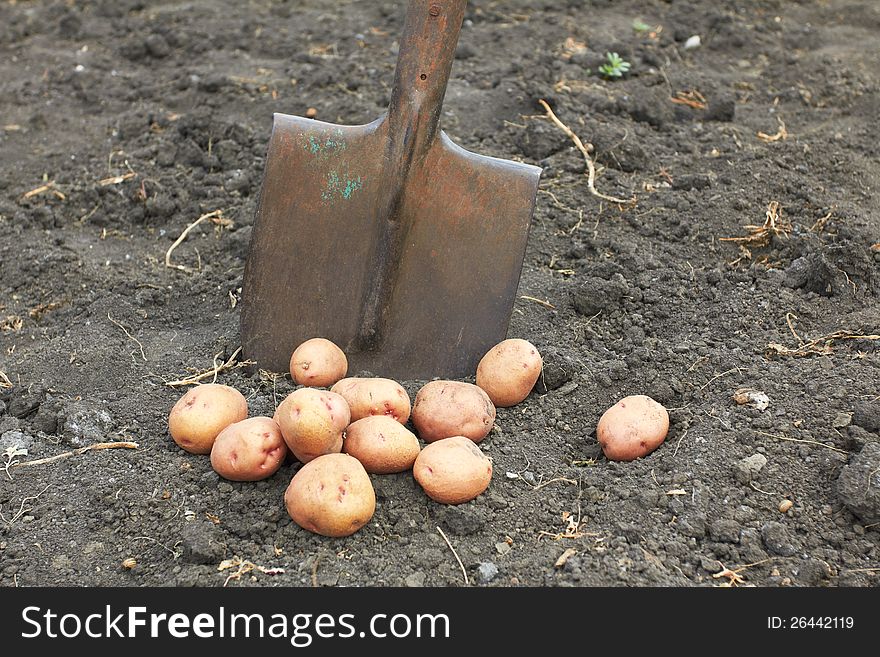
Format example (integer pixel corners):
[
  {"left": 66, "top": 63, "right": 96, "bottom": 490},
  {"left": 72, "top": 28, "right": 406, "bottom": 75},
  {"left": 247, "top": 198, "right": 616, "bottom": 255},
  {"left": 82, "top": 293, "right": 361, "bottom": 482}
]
[
  {"left": 413, "top": 436, "right": 493, "bottom": 505},
  {"left": 597, "top": 395, "right": 669, "bottom": 461},
  {"left": 284, "top": 453, "right": 376, "bottom": 537},
  {"left": 476, "top": 338, "right": 543, "bottom": 407},
  {"left": 411, "top": 380, "right": 495, "bottom": 443},
  {"left": 168, "top": 383, "right": 248, "bottom": 454},
  {"left": 343, "top": 415, "right": 421, "bottom": 474},
  {"left": 330, "top": 377, "right": 411, "bottom": 423},
  {"left": 210, "top": 416, "right": 287, "bottom": 481},
  {"left": 289, "top": 338, "right": 348, "bottom": 388},
  {"left": 275, "top": 388, "right": 350, "bottom": 463}
]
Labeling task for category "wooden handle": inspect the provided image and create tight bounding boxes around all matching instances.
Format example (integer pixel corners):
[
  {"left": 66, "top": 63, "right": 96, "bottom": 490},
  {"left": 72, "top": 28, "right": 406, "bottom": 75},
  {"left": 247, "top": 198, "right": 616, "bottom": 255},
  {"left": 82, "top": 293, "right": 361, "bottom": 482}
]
[
  {"left": 386, "top": 0, "right": 467, "bottom": 154},
  {"left": 355, "top": 1, "right": 467, "bottom": 352}
]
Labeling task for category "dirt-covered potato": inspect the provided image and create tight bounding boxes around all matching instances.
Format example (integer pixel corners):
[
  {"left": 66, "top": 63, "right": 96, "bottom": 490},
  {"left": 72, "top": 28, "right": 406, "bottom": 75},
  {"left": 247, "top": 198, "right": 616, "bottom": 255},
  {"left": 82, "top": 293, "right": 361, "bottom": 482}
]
[
  {"left": 289, "top": 337, "right": 348, "bottom": 387},
  {"left": 343, "top": 415, "right": 420, "bottom": 474},
  {"left": 210, "top": 416, "right": 287, "bottom": 481},
  {"left": 275, "top": 388, "right": 350, "bottom": 463},
  {"left": 168, "top": 383, "right": 248, "bottom": 454},
  {"left": 413, "top": 436, "right": 493, "bottom": 505},
  {"left": 597, "top": 395, "right": 669, "bottom": 461},
  {"left": 330, "top": 377, "right": 411, "bottom": 423},
  {"left": 411, "top": 380, "right": 495, "bottom": 443},
  {"left": 476, "top": 338, "right": 543, "bottom": 407},
  {"left": 284, "top": 453, "right": 376, "bottom": 537}
]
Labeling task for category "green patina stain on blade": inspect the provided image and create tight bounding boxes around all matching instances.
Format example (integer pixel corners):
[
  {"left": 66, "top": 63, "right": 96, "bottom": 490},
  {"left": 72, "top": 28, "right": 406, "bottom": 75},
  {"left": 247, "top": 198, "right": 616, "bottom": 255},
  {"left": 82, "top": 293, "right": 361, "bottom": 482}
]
[
  {"left": 342, "top": 176, "right": 363, "bottom": 199},
  {"left": 322, "top": 172, "right": 363, "bottom": 201},
  {"left": 304, "top": 130, "right": 347, "bottom": 157}
]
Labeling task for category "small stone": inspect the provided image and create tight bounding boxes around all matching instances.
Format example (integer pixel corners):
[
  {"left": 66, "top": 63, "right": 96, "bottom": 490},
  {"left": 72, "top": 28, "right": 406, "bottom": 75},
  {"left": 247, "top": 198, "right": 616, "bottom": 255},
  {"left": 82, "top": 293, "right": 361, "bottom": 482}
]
[
  {"left": 144, "top": 34, "right": 171, "bottom": 58},
  {"left": 851, "top": 401, "right": 879, "bottom": 432},
  {"left": 436, "top": 506, "right": 485, "bottom": 536},
  {"left": 0, "top": 429, "right": 32, "bottom": 453},
  {"left": 60, "top": 401, "right": 114, "bottom": 445},
  {"left": 404, "top": 571, "right": 426, "bottom": 587},
  {"left": 181, "top": 519, "right": 226, "bottom": 564},
  {"left": 779, "top": 499, "right": 793, "bottom": 514},
  {"left": 477, "top": 562, "right": 499, "bottom": 583},
  {"left": 832, "top": 412, "right": 852, "bottom": 428},
  {"left": 708, "top": 519, "right": 740, "bottom": 543},
  {"left": 837, "top": 442, "right": 880, "bottom": 524},
  {"left": 570, "top": 274, "right": 629, "bottom": 317},
  {"left": 761, "top": 521, "right": 798, "bottom": 557},
  {"left": 495, "top": 542, "right": 511, "bottom": 556},
  {"left": 683, "top": 35, "right": 702, "bottom": 50},
  {"left": 735, "top": 453, "right": 767, "bottom": 484}
]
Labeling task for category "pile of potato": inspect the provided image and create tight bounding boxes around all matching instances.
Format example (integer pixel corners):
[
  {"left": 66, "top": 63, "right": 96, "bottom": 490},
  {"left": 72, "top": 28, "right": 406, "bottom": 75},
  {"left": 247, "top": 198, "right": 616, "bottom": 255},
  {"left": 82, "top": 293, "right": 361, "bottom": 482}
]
[{"left": 168, "top": 336, "right": 670, "bottom": 538}]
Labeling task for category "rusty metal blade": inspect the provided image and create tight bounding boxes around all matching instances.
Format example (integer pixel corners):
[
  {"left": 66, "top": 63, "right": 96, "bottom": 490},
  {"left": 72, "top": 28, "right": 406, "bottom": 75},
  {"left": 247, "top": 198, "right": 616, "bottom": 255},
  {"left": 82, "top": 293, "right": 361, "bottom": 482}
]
[{"left": 240, "top": 0, "right": 541, "bottom": 379}]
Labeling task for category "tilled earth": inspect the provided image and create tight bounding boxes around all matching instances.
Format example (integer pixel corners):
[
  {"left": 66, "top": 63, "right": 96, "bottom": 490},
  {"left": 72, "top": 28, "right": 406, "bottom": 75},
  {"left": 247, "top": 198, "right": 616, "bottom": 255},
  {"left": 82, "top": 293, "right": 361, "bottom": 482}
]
[{"left": 1, "top": 0, "right": 879, "bottom": 587}]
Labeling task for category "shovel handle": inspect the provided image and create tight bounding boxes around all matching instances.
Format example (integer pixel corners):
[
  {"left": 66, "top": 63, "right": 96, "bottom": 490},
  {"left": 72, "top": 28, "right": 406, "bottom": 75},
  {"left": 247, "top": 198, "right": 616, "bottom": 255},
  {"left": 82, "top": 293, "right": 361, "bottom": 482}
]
[
  {"left": 386, "top": 0, "right": 467, "bottom": 154},
  {"left": 356, "top": 1, "right": 468, "bottom": 352}
]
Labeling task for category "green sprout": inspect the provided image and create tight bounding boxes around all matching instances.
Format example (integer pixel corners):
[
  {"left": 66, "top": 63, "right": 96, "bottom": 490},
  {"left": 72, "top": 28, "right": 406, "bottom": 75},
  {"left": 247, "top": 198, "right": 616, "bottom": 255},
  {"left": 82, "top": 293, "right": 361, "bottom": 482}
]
[
  {"left": 598, "top": 52, "right": 631, "bottom": 79},
  {"left": 632, "top": 19, "right": 651, "bottom": 33}
]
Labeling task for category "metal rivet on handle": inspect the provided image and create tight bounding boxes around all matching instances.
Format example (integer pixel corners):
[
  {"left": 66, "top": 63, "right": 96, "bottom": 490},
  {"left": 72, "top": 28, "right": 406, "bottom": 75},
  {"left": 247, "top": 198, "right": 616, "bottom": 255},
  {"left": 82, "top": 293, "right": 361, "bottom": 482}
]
[{"left": 429, "top": 4, "right": 441, "bottom": 17}]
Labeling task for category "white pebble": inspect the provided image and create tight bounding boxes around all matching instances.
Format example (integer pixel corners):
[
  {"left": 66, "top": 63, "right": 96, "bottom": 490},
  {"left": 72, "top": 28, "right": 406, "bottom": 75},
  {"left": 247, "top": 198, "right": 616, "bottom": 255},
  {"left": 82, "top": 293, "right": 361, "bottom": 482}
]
[{"left": 684, "top": 35, "right": 701, "bottom": 50}]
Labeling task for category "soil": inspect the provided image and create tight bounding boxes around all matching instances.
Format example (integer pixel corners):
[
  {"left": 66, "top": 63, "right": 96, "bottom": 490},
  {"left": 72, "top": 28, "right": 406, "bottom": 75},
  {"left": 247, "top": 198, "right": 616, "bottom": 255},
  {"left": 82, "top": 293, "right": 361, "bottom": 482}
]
[{"left": 1, "top": 0, "right": 879, "bottom": 588}]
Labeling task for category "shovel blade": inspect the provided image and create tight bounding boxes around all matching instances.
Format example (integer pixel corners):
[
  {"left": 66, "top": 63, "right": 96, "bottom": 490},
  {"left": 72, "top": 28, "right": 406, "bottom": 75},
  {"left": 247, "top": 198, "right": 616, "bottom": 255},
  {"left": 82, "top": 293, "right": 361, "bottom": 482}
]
[{"left": 241, "top": 113, "right": 540, "bottom": 379}]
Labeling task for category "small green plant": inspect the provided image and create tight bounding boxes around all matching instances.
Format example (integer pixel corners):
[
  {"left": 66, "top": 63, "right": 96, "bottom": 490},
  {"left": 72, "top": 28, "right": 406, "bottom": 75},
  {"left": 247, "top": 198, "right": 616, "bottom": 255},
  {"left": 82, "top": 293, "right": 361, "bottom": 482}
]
[
  {"left": 599, "top": 52, "right": 631, "bottom": 79},
  {"left": 632, "top": 19, "right": 651, "bottom": 33}
]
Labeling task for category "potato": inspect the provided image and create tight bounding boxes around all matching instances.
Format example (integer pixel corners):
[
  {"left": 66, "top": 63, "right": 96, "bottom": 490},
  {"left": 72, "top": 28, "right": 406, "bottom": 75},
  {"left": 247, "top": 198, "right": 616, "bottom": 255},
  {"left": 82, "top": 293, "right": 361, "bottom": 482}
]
[
  {"left": 289, "top": 337, "right": 348, "bottom": 387},
  {"left": 210, "top": 416, "right": 287, "bottom": 481},
  {"left": 596, "top": 395, "right": 669, "bottom": 461},
  {"left": 476, "top": 338, "right": 543, "bottom": 407},
  {"left": 275, "top": 388, "right": 350, "bottom": 463},
  {"left": 330, "top": 377, "right": 411, "bottom": 423},
  {"left": 284, "top": 453, "right": 376, "bottom": 537},
  {"left": 413, "top": 436, "right": 492, "bottom": 504},
  {"left": 411, "top": 380, "right": 495, "bottom": 443},
  {"left": 343, "top": 415, "right": 420, "bottom": 474},
  {"left": 168, "top": 383, "right": 248, "bottom": 454}
]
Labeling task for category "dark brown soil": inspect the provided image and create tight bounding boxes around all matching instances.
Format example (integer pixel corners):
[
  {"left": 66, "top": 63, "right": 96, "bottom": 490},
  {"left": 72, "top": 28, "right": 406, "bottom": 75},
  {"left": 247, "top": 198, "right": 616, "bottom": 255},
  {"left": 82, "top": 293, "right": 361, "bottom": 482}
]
[{"left": 1, "top": 0, "right": 879, "bottom": 588}]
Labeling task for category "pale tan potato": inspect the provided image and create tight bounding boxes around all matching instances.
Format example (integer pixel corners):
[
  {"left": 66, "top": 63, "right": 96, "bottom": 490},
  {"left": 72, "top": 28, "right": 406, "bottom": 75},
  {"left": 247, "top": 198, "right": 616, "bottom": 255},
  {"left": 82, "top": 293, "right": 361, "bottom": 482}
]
[
  {"left": 210, "top": 416, "right": 287, "bottom": 481},
  {"left": 275, "top": 388, "right": 350, "bottom": 463},
  {"left": 411, "top": 380, "right": 495, "bottom": 443},
  {"left": 596, "top": 395, "right": 669, "bottom": 461},
  {"left": 168, "top": 383, "right": 248, "bottom": 454},
  {"left": 413, "top": 436, "right": 493, "bottom": 504},
  {"left": 284, "top": 453, "right": 376, "bottom": 537},
  {"left": 476, "top": 338, "right": 543, "bottom": 407},
  {"left": 289, "top": 337, "right": 348, "bottom": 387},
  {"left": 343, "top": 415, "right": 421, "bottom": 474},
  {"left": 330, "top": 377, "right": 411, "bottom": 423}
]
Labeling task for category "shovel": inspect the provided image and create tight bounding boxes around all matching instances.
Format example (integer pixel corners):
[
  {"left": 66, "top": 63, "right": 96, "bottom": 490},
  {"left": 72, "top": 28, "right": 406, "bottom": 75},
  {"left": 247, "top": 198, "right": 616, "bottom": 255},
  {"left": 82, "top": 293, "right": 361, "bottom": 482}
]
[{"left": 240, "top": 0, "right": 541, "bottom": 379}]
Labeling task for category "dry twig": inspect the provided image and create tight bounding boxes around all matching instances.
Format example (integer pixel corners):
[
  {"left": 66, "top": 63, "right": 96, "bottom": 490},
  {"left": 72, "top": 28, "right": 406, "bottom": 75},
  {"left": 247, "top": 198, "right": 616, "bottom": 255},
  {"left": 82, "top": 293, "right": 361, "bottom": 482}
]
[
  {"left": 108, "top": 313, "right": 147, "bottom": 361},
  {"left": 22, "top": 181, "right": 65, "bottom": 201},
  {"left": 219, "top": 556, "right": 285, "bottom": 587},
  {"left": 757, "top": 117, "right": 788, "bottom": 143},
  {"left": 755, "top": 431, "right": 847, "bottom": 454},
  {"left": 165, "top": 210, "right": 230, "bottom": 272},
  {"left": 0, "top": 485, "right": 51, "bottom": 526},
  {"left": 13, "top": 441, "right": 139, "bottom": 469},
  {"left": 437, "top": 526, "right": 469, "bottom": 586},
  {"left": 766, "top": 330, "right": 879, "bottom": 358},
  {"left": 712, "top": 558, "right": 772, "bottom": 587},
  {"left": 165, "top": 347, "right": 253, "bottom": 387},
  {"left": 670, "top": 89, "right": 707, "bottom": 110},
  {"left": 538, "top": 99, "right": 636, "bottom": 205},
  {"left": 519, "top": 295, "right": 556, "bottom": 310},
  {"left": 720, "top": 201, "right": 791, "bottom": 248},
  {"left": 0, "top": 370, "right": 12, "bottom": 389}
]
